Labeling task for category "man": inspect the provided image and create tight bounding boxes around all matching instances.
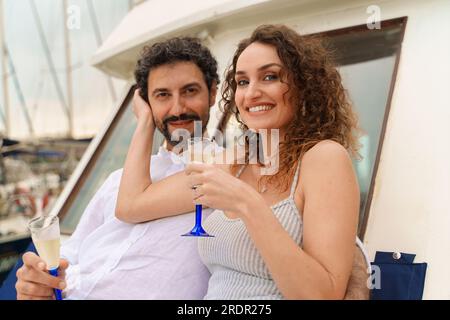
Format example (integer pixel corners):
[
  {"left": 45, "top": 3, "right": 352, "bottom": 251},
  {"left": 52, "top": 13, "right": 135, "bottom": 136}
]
[{"left": 14, "top": 37, "right": 370, "bottom": 300}]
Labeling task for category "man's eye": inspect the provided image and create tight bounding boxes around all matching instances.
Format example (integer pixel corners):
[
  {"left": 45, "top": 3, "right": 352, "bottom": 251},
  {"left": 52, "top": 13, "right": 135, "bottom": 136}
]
[
  {"left": 263, "top": 74, "right": 278, "bottom": 81},
  {"left": 236, "top": 79, "right": 248, "bottom": 86},
  {"left": 185, "top": 87, "right": 198, "bottom": 95},
  {"left": 156, "top": 92, "right": 169, "bottom": 98}
]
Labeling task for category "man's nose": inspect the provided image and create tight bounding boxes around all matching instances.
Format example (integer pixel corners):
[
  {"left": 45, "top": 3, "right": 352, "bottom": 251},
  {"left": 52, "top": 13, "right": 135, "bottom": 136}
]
[{"left": 171, "top": 94, "right": 186, "bottom": 116}]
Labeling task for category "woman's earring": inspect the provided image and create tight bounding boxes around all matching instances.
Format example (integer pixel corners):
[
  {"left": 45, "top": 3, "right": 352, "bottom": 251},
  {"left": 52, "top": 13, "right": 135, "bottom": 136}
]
[{"left": 302, "top": 102, "right": 307, "bottom": 117}]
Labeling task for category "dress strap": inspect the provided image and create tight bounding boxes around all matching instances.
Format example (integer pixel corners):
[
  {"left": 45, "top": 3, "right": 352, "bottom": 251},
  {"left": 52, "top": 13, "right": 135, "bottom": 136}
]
[
  {"left": 236, "top": 164, "right": 246, "bottom": 178},
  {"left": 289, "top": 161, "right": 301, "bottom": 197}
]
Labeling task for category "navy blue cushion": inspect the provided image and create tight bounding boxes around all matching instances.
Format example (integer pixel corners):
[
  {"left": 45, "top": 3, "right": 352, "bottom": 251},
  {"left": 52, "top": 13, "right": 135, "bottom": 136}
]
[{"left": 370, "top": 251, "right": 427, "bottom": 300}]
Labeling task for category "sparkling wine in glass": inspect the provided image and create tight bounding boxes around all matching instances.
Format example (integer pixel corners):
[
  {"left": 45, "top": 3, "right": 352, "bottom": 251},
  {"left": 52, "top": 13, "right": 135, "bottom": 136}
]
[
  {"left": 28, "top": 215, "right": 63, "bottom": 300},
  {"left": 182, "top": 137, "right": 216, "bottom": 237}
]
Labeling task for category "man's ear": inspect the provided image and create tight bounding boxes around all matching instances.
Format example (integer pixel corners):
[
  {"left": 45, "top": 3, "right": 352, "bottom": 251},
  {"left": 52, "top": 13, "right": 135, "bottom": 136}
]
[{"left": 209, "top": 81, "right": 218, "bottom": 107}]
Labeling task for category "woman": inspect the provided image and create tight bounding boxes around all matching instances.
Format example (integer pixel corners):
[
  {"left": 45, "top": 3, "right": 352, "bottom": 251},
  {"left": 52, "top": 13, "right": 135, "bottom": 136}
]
[{"left": 117, "top": 24, "right": 361, "bottom": 299}]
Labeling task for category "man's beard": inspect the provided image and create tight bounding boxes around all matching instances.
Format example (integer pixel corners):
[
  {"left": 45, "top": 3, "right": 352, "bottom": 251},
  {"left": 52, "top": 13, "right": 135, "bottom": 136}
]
[{"left": 155, "top": 112, "right": 208, "bottom": 146}]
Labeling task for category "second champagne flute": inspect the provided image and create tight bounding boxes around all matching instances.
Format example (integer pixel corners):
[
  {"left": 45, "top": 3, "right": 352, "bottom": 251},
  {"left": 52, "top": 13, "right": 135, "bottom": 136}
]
[{"left": 28, "top": 215, "right": 63, "bottom": 300}]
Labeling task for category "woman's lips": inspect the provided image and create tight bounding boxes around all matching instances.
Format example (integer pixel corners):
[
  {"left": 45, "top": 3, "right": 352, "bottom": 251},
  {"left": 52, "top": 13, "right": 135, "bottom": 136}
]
[
  {"left": 245, "top": 104, "right": 276, "bottom": 115},
  {"left": 246, "top": 108, "right": 274, "bottom": 116}
]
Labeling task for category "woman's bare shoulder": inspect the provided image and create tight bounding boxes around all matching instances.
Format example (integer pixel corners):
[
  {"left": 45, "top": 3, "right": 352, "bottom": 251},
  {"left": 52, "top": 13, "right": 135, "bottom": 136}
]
[
  {"left": 301, "top": 140, "right": 350, "bottom": 167},
  {"left": 300, "top": 140, "right": 354, "bottom": 185}
]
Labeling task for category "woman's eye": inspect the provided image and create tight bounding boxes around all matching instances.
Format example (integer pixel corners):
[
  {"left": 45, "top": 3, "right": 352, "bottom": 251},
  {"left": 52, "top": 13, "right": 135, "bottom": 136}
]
[
  {"left": 236, "top": 79, "right": 248, "bottom": 86},
  {"left": 263, "top": 74, "right": 278, "bottom": 81}
]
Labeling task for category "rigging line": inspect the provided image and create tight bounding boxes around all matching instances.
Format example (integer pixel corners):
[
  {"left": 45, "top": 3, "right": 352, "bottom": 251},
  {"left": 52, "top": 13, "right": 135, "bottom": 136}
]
[
  {"left": 40, "top": 61, "right": 84, "bottom": 73},
  {"left": 86, "top": 0, "right": 117, "bottom": 102},
  {"left": 86, "top": 0, "right": 102, "bottom": 45},
  {"left": 29, "top": 0, "right": 69, "bottom": 119},
  {"left": 4, "top": 46, "right": 35, "bottom": 136},
  {"left": 31, "top": 75, "right": 45, "bottom": 118},
  {"left": 0, "top": 102, "right": 5, "bottom": 123}
]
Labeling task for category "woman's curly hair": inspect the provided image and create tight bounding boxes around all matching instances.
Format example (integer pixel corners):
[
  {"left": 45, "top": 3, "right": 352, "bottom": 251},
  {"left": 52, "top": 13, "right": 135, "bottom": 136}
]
[{"left": 221, "top": 24, "right": 361, "bottom": 192}]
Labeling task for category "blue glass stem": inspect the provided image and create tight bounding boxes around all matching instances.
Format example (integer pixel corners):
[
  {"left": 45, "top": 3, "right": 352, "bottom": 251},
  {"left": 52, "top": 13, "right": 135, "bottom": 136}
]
[
  {"left": 48, "top": 268, "right": 63, "bottom": 300},
  {"left": 181, "top": 204, "right": 213, "bottom": 237},
  {"left": 195, "top": 204, "right": 202, "bottom": 226}
]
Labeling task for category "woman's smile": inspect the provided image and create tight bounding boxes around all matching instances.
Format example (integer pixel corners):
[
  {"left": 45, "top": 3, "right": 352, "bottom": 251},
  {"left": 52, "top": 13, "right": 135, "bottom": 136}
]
[
  {"left": 246, "top": 103, "right": 275, "bottom": 114},
  {"left": 235, "top": 42, "right": 294, "bottom": 131}
]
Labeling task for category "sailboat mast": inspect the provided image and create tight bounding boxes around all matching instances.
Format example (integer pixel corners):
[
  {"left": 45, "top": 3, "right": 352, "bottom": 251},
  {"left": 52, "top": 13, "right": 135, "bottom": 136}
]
[
  {"left": 63, "top": 0, "right": 74, "bottom": 138},
  {"left": 0, "top": 0, "right": 10, "bottom": 136}
]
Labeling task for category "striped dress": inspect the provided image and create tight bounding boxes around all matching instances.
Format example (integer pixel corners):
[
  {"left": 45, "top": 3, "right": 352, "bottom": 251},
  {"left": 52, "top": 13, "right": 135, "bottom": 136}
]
[{"left": 198, "top": 163, "right": 302, "bottom": 299}]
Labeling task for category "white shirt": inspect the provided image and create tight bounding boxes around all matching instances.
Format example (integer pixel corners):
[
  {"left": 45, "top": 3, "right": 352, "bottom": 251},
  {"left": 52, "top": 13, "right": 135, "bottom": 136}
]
[{"left": 61, "top": 147, "right": 211, "bottom": 299}]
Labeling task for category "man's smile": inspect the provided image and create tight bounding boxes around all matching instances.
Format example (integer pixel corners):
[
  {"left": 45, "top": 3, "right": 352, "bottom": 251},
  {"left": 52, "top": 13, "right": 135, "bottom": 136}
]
[{"left": 168, "top": 120, "right": 194, "bottom": 127}]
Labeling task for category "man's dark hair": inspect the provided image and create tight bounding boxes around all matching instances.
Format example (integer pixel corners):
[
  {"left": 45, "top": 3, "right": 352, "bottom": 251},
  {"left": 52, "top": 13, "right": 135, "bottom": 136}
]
[{"left": 134, "top": 37, "right": 220, "bottom": 102}]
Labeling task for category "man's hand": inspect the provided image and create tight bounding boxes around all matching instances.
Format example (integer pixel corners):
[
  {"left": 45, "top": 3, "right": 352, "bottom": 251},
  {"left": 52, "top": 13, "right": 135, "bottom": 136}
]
[{"left": 16, "top": 252, "right": 69, "bottom": 300}]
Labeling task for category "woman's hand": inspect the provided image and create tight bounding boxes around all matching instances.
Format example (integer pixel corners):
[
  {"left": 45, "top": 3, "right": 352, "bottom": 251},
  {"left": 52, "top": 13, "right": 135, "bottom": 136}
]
[
  {"left": 132, "top": 88, "right": 155, "bottom": 128},
  {"left": 185, "top": 163, "right": 261, "bottom": 218}
]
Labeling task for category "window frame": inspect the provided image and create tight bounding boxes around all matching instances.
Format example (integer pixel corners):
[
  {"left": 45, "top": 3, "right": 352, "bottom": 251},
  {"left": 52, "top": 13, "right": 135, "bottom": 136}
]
[{"left": 309, "top": 17, "right": 408, "bottom": 239}]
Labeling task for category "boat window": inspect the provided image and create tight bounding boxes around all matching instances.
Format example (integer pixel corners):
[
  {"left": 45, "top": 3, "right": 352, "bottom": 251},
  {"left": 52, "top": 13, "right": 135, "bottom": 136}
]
[
  {"left": 329, "top": 18, "right": 406, "bottom": 236},
  {"left": 59, "top": 87, "right": 164, "bottom": 234}
]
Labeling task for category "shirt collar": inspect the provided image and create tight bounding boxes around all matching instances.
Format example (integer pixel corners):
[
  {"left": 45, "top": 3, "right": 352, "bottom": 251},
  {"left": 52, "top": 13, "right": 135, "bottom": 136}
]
[{"left": 157, "top": 145, "right": 185, "bottom": 166}]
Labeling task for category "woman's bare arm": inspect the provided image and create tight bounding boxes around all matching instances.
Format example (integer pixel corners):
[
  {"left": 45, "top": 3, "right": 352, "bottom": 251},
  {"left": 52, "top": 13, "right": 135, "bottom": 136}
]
[
  {"left": 239, "top": 140, "right": 359, "bottom": 299},
  {"left": 115, "top": 90, "right": 195, "bottom": 223}
]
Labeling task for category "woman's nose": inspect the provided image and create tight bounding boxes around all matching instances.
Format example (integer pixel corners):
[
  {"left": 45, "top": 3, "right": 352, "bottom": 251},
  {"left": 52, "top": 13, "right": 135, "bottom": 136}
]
[{"left": 245, "top": 82, "right": 263, "bottom": 101}]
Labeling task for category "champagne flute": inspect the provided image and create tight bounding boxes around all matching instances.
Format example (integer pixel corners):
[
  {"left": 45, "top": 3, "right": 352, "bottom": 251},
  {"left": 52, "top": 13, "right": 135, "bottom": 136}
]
[
  {"left": 182, "top": 137, "right": 215, "bottom": 237},
  {"left": 28, "top": 215, "right": 63, "bottom": 300}
]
